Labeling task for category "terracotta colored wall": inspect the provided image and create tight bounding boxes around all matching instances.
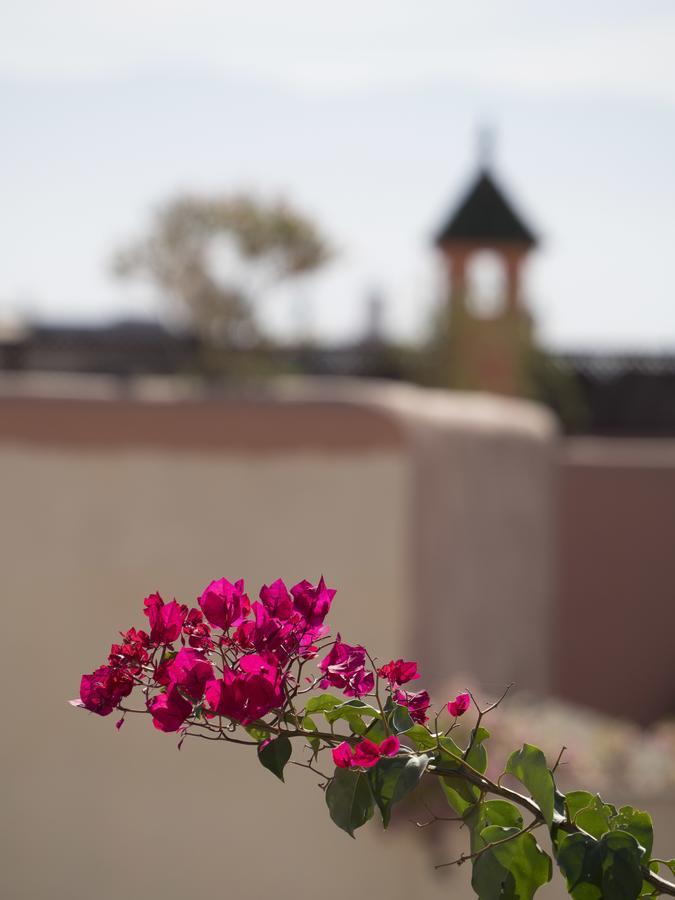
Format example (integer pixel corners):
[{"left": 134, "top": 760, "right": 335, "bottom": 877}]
[{"left": 555, "top": 439, "right": 675, "bottom": 725}]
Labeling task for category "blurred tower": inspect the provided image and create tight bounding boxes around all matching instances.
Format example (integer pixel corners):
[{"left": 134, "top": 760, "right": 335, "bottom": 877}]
[
  {"left": 364, "top": 288, "right": 385, "bottom": 347},
  {"left": 434, "top": 134, "right": 538, "bottom": 396}
]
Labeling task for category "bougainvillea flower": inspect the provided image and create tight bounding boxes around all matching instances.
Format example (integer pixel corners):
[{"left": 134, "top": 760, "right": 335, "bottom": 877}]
[
  {"left": 294, "top": 615, "right": 329, "bottom": 659},
  {"left": 108, "top": 627, "right": 150, "bottom": 674},
  {"left": 259, "top": 579, "right": 295, "bottom": 620},
  {"left": 378, "top": 735, "right": 401, "bottom": 757},
  {"left": 168, "top": 648, "right": 214, "bottom": 701},
  {"left": 334, "top": 736, "right": 401, "bottom": 769},
  {"left": 237, "top": 652, "right": 280, "bottom": 679},
  {"left": 291, "top": 576, "right": 335, "bottom": 628},
  {"left": 80, "top": 665, "right": 133, "bottom": 716},
  {"left": 319, "top": 636, "right": 374, "bottom": 698},
  {"left": 377, "top": 659, "right": 420, "bottom": 687},
  {"left": 350, "top": 668, "right": 375, "bottom": 697},
  {"left": 332, "top": 741, "right": 354, "bottom": 768},
  {"left": 143, "top": 593, "right": 186, "bottom": 645},
  {"left": 153, "top": 656, "right": 173, "bottom": 687},
  {"left": 204, "top": 674, "right": 233, "bottom": 719},
  {"left": 238, "top": 586, "right": 329, "bottom": 662},
  {"left": 352, "top": 739, "right": 381, "bottom": 768},
  {"left": 149, "top": 685, "right": 192, "bottom": 732},
  {"left": 120, "top": 626, "right": 150, "bottom": 649},
  {"left": 447, "top": 692, "right": 471, "bottom": 717},
  {"left": 236, "top": 602, "right": 294, "bottom": 661},
  {"left": 182, "top": 607, "right": 214, "bottom": 651},
  {"left": 394, "top": 689, "right": 431, "bottom": 725},
  {"left": 204, "top": 661, "right": 285, "bottom": 726},
  {"left": 318, "top": 635, "right": 360, "bottom": 675},
  {"left": 198, "top": 578, "right": 250, "bottom": 631}
]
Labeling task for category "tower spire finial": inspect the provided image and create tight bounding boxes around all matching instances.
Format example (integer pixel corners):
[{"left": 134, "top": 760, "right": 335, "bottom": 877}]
[{"left": 477, "top": 123, "right": 496, "bottom": 169}]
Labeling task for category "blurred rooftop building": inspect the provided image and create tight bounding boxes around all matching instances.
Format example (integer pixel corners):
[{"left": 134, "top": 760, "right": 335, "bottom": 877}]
[
  {"left": 1, "top": 320, "right": 674, "bottom": 435},
  {"left": 1, "top": 140, "right": 673, "bottom": 434}
]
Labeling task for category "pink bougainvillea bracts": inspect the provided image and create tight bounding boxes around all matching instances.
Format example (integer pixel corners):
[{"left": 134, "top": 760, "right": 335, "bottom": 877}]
[
  {"left": 73, "top": 576, "right": 675, "bottom": 900},
  {"left": 168, "top": 648, "right": 214, "bottom": 701},
  {"left": 377, "top": 658, "right": 420, "bottom": 687},
  {"left": 143, "top": 593, "right": 186, "bottom": 645},
  {"left": 79, "top": 665, "right": 133, "bottom": 717},
  {"left": 74, "top": 578, "right": 459, "bottom": 746},
  {"left": 198, "top": 578, "right": 250, "bottom": 631},
  {"left": 447, "top": 692, "right": 471, "bottom": 717},
  {"left": 73, "top": 581, "right": 500, "bottom": 867},
  {"left": 76, "top": 577, "right": 367, "bottom": 727},
  {"left": 318, "top": 635, "right": 374, "bottom": 697},
  {"left": 332, "top": 736, "right": 401, "bottom": 769},
  {"left": 149, "top": 684, "right": 193, "bottom": 732},
  {"left": 393, "top": 688, "right": 431, "bottom": 724}
]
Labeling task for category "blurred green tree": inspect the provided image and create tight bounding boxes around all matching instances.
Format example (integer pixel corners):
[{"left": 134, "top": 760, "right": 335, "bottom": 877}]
[{"left": 112, "top": 193, "right": 332, "bottom": 347}]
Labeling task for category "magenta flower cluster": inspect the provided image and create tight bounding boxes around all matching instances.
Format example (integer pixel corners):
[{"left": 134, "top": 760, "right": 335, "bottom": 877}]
[
  {"left": 80, "top": 576, "right": 335, "bottom": 731},
  {"left": 76, "top": 577, "right": 675, "bottom": 900},
  {"left": 319, "top": 636, "right": 374, "bottom": 697},
  {"left": 332, "top": 736, "right": 401, "bottom": 769},
  {"left": 77, "top": 576, "right": 470, "bottom": 768}
]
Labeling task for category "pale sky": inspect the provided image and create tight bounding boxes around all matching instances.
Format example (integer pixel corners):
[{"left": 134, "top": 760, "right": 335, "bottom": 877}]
[{"left": 1, "top": 1, "right": 674, "bottom": 349}]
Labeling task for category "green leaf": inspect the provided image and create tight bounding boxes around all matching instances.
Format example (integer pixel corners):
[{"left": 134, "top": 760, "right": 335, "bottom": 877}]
[
  {"left": 575, "top": 795, "right": 615, "bottom": 840},
  {"left": 257, "top": 734, "right": 292, "bottom": 782},
  {"left": 505, "top": 744, "right": 556, "bottom": 826},
  {"left": 362, "top": 718, "right": 388, "bottom": 743},
  {"left": 325, "top": 699, "right": 380, "bottom": 735},
  {"left": 472, "top": 848, "right": 517, "bottom": 900},
  {"left": 467, "top": 805, "right": 530, "bottom": 900},
  {"left": 246, "top": 724, "right": 271, "bottom": 742},
  {"left": 305, "top": 693, "right": 342, "bottom": 715},
  {"left": 550, "top": 789, "right": 569, "bottom": 853},
  {"left": 640, "top": 860, "right": 659, "bottom": 897},
  {"left": 481, "top": 826, "right": 552, "bottom": 900},
  {"left": 441, "top": 774, "right": 480, "bottom": 816},
  {"left": 555, "top": 832, "right": 601, "bottom": 900},
  {"left": 438, "top": 736, "right": 479, "bottom": 815},
  {"left": 601, "top": 831, "right": 645, "bottom": 900},
  {"left": 439, "top": 735, "right": 464, "bottom": 760},
  {"left": 302, "top": 715, "right": 320, "bottom": 755},
  {"left": 333, "top": 699, "right": 380, "bottom": 716},
  {"left": 566, "top": 790, "right": 595, "bottom": 822},
  {"left": 325, "top": 768, "right": 374, "bottom": 838},
  {"left": 556, "top": 830, "right": 644, "bottom": 900},
  {"left": 368, "top": 754, "right": 429, "bottom": 827},
  {"left": 611, "top": 806, "right": 653, "bottom": 861},
  {"left": 465, "top": 800, "right": 523, "bottom": 854},
  {"left": 326, "top": 711, "right": 368, "bottom": 734},
  {"left": 389, "top": 703, "right": 414, "bottom": 734},
  {"left": 465, "top": 726, "right": 490, "bottom": 775},
  {"left": 404, "top": 723, "right": 440, "bottom": 751}
]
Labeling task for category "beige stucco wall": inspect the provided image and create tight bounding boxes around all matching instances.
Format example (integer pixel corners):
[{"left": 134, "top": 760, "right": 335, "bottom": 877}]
[
  {"left": 400, "top": 390, "right": 556, "bottom": 695},
  {"left": 1, "top": 444, "right": 416, "bottom": 900},
  {"left": 0, "top": 377, "right": 557, "bottom": 900}
]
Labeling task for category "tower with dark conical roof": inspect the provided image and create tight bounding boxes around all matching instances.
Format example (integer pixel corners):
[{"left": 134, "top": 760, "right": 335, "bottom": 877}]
[{"left": 434, "top": 142, "right": 539, "bottom": 396}]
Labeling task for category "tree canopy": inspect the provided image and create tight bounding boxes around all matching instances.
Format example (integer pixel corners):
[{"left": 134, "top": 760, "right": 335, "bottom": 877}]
[{"left": 112, "top": 192, "right": 332, "bottom": 345}]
